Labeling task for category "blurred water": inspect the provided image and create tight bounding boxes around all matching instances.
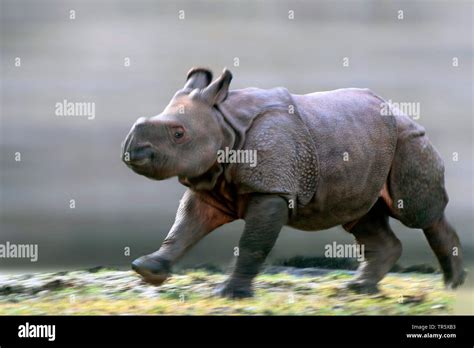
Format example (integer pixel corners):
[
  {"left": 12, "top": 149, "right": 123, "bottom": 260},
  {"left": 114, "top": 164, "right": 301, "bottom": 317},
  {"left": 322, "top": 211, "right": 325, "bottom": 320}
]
[{"left": 1, "top": 0, "right": 473, "bottom": 313}]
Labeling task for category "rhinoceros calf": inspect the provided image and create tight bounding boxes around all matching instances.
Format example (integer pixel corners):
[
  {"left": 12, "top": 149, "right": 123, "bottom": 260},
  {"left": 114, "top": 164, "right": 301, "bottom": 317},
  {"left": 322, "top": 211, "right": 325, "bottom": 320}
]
[{"left": 122, "top": 67, "right": 465, "bottom": 298}]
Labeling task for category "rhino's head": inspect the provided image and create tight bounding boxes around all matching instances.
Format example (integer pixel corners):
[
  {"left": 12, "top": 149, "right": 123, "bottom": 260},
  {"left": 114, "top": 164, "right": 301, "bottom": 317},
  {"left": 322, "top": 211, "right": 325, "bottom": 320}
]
[{"left": 122, "top": 68, "right": 233, "bottom": 182}]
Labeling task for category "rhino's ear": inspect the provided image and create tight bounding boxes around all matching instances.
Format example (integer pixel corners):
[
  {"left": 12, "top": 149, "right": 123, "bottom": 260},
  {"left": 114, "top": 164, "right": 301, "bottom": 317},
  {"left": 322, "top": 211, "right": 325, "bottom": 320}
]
[
  {"left": 184, "top": 67, "right": 213, "bottom": 90},
  {"left": 202, "top": 68, "right": 233, "bottom": 105}
]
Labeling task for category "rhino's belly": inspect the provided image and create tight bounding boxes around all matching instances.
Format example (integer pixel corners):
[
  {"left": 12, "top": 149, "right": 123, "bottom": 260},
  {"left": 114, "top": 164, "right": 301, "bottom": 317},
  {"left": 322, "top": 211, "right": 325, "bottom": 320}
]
[
  {"left": 288, "top": 166, "right": 390, "bottom": 231},
  {"left": 289, "top": 135, "right": 395, "bottom": 231},
  {"left": 288, "top": 191, "right": 381, "bottom": 231}
]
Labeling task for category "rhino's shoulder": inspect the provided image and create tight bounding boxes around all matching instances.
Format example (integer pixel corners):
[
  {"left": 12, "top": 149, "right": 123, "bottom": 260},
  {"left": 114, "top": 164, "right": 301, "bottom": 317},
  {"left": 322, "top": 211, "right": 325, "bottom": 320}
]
[{"left": 228, "top": 108, "right": 319, "bottom": 207}]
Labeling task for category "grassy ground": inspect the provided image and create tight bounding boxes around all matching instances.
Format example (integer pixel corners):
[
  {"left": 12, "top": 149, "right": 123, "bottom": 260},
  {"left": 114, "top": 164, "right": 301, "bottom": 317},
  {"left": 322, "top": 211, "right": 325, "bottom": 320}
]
[{"left": 0, "top": 268, "right": 454, "bottom": 315}]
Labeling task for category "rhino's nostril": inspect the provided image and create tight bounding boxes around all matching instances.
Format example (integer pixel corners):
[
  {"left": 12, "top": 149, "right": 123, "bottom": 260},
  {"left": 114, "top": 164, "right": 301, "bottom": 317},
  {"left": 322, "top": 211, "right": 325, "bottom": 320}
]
[{"left": 127, "top": 144, "right": 154, "bottom": 166}]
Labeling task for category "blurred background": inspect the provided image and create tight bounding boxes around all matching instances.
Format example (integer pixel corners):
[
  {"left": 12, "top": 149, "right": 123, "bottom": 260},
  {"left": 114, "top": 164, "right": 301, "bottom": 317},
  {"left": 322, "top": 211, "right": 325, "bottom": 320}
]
[{"left": 1, "top": 0, "right": 472, "bottom": 311}]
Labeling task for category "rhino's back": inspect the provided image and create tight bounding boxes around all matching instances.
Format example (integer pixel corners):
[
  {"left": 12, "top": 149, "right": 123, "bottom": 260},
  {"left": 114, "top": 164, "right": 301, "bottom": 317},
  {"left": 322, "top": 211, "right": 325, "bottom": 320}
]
[{"left": 291, "top": 88, "right": 397, "bottom": 229}]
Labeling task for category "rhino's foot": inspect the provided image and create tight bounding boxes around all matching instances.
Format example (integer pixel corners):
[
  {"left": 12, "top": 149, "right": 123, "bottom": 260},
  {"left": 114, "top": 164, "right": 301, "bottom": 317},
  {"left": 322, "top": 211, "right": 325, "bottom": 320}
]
[
  {"left": 423, "top": 215, "right": 466, "bottom": 290},
  {"left": 445, "top": 268, "right": 467, "bottom": 290},
  {"left": 132, "top": 255, "right": 171, "bottom": 286},
  {"left": 213, "top": 280, "right": 254, "bottom": 299},
  {"left": 345, "top": 280, "right": 379, "bottom": 294}
]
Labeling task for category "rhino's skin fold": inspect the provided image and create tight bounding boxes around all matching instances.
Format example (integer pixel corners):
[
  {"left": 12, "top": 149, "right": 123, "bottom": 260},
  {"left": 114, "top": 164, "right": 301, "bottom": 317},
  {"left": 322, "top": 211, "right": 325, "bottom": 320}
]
[{"left": 123, "top": 67, "right": 465, "bottom": 298}]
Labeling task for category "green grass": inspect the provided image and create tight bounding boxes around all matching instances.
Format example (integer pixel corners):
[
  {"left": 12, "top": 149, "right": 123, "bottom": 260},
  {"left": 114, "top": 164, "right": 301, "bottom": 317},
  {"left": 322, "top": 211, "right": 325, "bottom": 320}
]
[{"left": 0, "top": 269, "right": 454, "bottom": 315}]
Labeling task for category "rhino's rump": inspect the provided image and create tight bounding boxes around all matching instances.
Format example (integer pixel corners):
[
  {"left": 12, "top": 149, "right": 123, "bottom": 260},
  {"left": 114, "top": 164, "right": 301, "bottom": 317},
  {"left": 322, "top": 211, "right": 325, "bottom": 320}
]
[
  {"left": 291, "top": 88, "right": 398, "bottom": 230},
  {"left": 387, "top": 113, "right": 448, "bottom": 228}
]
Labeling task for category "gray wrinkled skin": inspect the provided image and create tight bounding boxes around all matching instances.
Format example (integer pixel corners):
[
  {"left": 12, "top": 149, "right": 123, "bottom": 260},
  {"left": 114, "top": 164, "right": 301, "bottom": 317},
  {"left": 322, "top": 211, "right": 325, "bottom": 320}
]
[{"left": 122, "top": 68, "right": 465, "bottom": 298}]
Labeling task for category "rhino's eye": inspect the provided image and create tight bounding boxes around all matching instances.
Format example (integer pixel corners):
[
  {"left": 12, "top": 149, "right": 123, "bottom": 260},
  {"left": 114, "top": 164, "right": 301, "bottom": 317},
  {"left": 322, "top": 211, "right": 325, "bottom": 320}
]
[{"left": 171, "top": 126, "right": 186, "bottom": 143}]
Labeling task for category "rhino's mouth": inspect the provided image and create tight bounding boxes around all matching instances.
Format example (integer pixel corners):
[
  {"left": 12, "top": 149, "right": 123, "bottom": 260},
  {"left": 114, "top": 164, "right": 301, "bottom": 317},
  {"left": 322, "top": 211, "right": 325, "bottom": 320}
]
[
  {"left": 128, "top": 157, "right": 149, "bottom": 166},
  {"left": 126, "top": 157, "right": 172, "bottom": 181}
]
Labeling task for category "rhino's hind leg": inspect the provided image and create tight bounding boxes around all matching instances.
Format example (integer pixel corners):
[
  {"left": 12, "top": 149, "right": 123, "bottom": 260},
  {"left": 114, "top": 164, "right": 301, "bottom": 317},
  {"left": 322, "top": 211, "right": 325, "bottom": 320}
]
[
  {"left": 423, "top": 215, "right": 465, "bottom": 289},
  {"left": 387, "top": 123, "right": 465, "bottom": 288},
  {"left": 346, "top": 199, "right": 402, "bottom": 294}
]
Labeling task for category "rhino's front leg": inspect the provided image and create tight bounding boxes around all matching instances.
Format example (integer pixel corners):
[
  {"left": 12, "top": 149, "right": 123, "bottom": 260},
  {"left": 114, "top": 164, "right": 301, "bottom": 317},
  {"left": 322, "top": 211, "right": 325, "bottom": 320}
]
[
  {"left": 132, "top": 189, "right": 233, "bottom": 285},
  {"left": 214, "top": 194, "right": 288, "bottom": 299}
]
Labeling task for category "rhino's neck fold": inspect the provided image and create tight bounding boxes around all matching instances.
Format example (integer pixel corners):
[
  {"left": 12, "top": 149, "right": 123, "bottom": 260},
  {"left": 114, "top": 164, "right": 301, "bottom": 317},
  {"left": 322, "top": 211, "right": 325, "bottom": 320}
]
[
  {"left": 215, "top": 103, "right": 249, "bottom": 152},
  {"left": 178, "top": 163, "right": 223, "bottom": 191},
  {"left": 178, "top": 107, "right": 237, "bottom": 192}
]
